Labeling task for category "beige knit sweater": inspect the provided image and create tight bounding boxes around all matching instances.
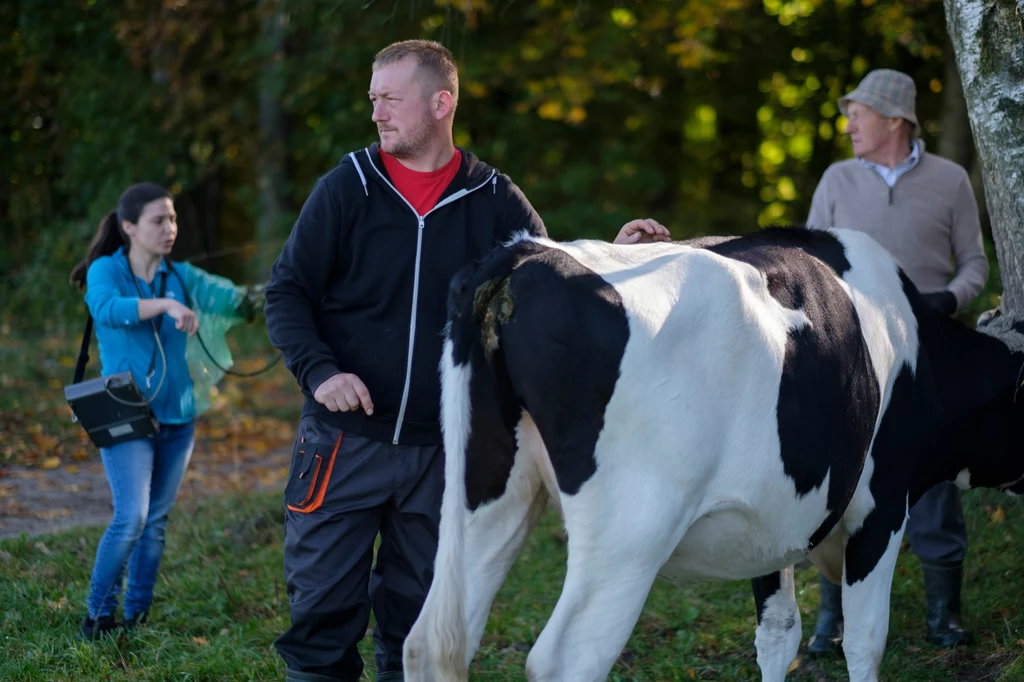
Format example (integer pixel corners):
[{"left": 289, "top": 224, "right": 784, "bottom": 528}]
[{"left": 806, "top": 148, "right": 989, "bottom": 310}]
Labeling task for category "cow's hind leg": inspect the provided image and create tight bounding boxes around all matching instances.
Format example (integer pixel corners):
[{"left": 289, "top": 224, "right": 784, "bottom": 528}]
[
  {"left": 752, "top": 566, "right": 801, "bottom": 682},
  {"left": 459, "top": 413, "right": 549, "bottom": 657},
  {"left": 404, "top": 383, "right": 546, "bottom": 680},
  {"left": 404, "top": 414, "right": 547, "bottom": 681},
  {"left": 524, "top": 488, "right": 680, "bottom": 682},
  {"left": 841, "top": 501, "right": 909, "bottom": 682}
]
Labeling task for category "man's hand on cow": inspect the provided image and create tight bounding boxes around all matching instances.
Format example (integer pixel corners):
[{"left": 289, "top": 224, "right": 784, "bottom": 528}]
[
  {"left": 614, "top": 218, "right": 672, "bottom": 245},
  {"left": 314, "top": 372, "right": 374, "bottom": 415}
]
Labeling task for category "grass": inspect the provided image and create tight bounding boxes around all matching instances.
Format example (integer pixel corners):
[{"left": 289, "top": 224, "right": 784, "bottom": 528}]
[{"left": 1, "top": 489, "right": 1021, "bottom": 681}]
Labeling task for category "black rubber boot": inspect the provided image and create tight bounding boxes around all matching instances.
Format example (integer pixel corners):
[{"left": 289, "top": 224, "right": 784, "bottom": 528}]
[
  {"left": 77, "top": 614, "right": 119, "bottom": 641},
  {"left": 922, "top": 561, "right": 971, "bottom": 648},
  {"left": 806, "top": 573, "right": 844, "bottom": 655}
]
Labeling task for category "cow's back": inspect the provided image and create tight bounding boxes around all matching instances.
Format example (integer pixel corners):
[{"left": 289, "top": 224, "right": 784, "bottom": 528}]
[{"left": 506, "top": 228, "right": 917, "bottom": 583}]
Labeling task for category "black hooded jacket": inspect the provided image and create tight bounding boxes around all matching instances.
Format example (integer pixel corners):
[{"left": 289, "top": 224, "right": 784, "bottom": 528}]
[{"left": 265, "top": 143, "right": 547, "bottom": 445}]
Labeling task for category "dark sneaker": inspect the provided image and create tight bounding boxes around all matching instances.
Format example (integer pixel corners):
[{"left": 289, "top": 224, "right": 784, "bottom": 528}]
[
  {"left": 124, "top": 610, "right": 149, "bottom": 630},
  {"left": 78, "top": 615, "right": 119, "bottom": 641}
]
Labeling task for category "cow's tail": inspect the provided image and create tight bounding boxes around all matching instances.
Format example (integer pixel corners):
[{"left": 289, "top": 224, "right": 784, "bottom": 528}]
[{"left": 405, "top": 238, "right": 528, "bottom": 681}]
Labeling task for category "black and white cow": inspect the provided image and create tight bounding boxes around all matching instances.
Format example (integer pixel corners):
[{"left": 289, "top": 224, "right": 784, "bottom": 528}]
[{"left": 402, "top": 227, "right": 1024, "bottom": 682}]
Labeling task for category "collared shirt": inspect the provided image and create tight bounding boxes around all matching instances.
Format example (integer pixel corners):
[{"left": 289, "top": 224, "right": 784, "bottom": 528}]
[{"left": 858, "top": 138, "right": 921, "bottom": 187}]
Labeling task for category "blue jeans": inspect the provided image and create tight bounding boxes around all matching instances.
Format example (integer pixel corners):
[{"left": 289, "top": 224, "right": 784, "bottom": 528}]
[{"left": 86, "top": 421, "right": 195, "bottom": 620}]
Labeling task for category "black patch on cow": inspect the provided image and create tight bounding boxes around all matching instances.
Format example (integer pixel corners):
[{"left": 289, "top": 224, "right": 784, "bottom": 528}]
[
  {"left": 689, "top": 226, "right": 853, "bottom": 278},
  {"left": 446, "top": 240, "right": 549, "bottom": 367},
  {"left": 750, "top": 572, "right": 782, "bottom": 623},
  {"left": 845, "top": 363, "right": 922, "bottom": 584},
  {"left": 460, "top": 340, "right": 524, "bottom": 509},
  {"left": 697, "top": 228, "right": 880, "bottom": 548},
  {"left": 446, "top": 240, "right": 552, "bottom": 510},
  {"left": 896, "top": 268, "right": 1024, "bottom": 497},
  {"left": 498, "top": 248, "right": 630, "bottom": 496}
]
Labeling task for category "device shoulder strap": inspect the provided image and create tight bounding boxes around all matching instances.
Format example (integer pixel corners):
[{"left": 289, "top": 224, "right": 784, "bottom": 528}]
[{"left": 72, "top": 311, "right": 94, "bottom": 385}]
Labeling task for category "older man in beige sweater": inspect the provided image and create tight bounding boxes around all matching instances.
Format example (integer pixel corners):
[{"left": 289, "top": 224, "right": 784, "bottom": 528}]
[{"left": 803, "top": 69, "right": 989, "bottom": 653}]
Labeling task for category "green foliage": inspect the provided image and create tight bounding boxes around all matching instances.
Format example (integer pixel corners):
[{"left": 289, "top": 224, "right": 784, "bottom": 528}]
[{"left": 0, "top": 0, "right": 978, "bottom": 329}]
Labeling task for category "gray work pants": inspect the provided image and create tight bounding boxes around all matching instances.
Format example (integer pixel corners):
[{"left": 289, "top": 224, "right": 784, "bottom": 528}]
[
  {"left": 906, "top": 481, "right": 968, "bottom": 565},
  {"left": 274, "top": 415, "right": 444, "bottom": 682}
]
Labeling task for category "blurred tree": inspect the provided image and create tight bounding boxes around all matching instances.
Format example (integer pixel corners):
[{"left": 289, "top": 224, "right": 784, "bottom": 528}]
[
  {"left": 257, "top": 0, "right": 289, "bottom": 279},
  {"left": 0, "top": 0, "right": 994, "bottom": 328}
]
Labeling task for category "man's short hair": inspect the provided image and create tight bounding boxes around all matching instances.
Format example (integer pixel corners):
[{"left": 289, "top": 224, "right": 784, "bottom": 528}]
[{"left": 373, "top": 40, "right": 459, "bottom": 112}]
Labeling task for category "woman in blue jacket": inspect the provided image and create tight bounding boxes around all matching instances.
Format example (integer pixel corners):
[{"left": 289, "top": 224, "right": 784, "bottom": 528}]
[{"left": 69, "top": 182, "right": 253, "bottom": 639}]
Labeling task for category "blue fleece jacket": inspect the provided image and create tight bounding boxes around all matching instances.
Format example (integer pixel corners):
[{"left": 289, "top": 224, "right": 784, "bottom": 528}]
[{"left": 84, "top": 247, "right": 242, "bottom": 424}]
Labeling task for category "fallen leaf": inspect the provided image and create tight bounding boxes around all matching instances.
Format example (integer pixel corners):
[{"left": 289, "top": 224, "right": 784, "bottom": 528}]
[
  {"left": 46, "top": 596, "right": 68, "bottom": 611},
  {"left": 64, "top": 465, "right": 81, "bottom": 474},
  {"left": 33, "top": 541, "right": 51, "bottom": 555},
  {"left": 219, "top": 628, "right": 230, "bottom": 636},
  {"left": 192, "top": 636, "right": 209, "bottom": 646},
  {"left": 40, "top": 456, "right": 61, "bottom": 470},
  {"left": 34, "top": 435, "right": 60, "bottom": 451},
  {"left": 905, "top": 645, "right": 921, "bottom": 653},
  {"left": 991, "top": 506, "right": 1005, "bottom": 523}
]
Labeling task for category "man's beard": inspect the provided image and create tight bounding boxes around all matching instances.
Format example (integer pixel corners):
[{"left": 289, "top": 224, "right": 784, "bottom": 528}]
[{"left": 381, "top": 118, "right": 432, "bottom": 160}]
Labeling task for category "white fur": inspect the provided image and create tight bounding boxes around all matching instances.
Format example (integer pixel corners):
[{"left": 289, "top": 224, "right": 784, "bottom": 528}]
[
  {"left": 842, "top": 500, "right": 909, "bottom": 682},
  {"left": 754, "top": 566, "right": 802, "bottom": 682},
  {"left": 404, "top": 341, "right": 472, "bottom": 680}
]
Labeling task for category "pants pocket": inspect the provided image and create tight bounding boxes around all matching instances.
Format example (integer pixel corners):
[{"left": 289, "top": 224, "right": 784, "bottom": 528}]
[{"left": 284, "top": 421, "right": 343, "bottom": 513}]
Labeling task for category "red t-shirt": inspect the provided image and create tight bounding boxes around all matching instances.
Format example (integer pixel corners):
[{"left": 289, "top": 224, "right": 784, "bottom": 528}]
[{"left": 380, "top": 149, "right": 463, "bottom": 216}]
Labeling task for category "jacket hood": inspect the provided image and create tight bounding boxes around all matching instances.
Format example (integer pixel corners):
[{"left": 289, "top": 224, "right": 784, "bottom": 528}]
[{"left": 344, "top": 143, "right": 498, "bottom": 204}]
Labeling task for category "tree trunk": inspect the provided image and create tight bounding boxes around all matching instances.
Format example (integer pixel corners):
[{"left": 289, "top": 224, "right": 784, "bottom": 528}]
[
  {"left": 938, "top": 34, "right": 991, "bottom": 240},
  {"left": 943, "top": 0, "right": 1024, "bottom": 314},
  {"left": 937, "top": 35, "right": 974, "bottom": 170},
  {"left": 256, "top": 0, "right": 288, "bottom": 280},
  {"left": 969, "top": 155, "right": 991, "bottom": 240}
]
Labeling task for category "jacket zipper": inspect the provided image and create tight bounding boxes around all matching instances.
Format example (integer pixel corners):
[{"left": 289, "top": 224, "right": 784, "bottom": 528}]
[{"left": 364, "top": 150, "right": 496, "bottom": 444}]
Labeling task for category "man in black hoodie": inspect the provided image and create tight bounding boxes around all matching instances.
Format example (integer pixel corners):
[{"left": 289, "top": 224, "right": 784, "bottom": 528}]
[{"left": 265, "top": 39, "right": 669, "bottom": 682}]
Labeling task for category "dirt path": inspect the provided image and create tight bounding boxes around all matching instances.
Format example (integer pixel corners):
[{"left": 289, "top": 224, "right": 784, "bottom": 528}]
[{"left": 0, "top": 446, "right": 291, "bottom": 540}]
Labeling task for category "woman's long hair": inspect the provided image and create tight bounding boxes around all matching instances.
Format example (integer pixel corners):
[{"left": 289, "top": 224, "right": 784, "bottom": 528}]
[{"left": 69, "top": 182, "right": 172, "bottom": 289}]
